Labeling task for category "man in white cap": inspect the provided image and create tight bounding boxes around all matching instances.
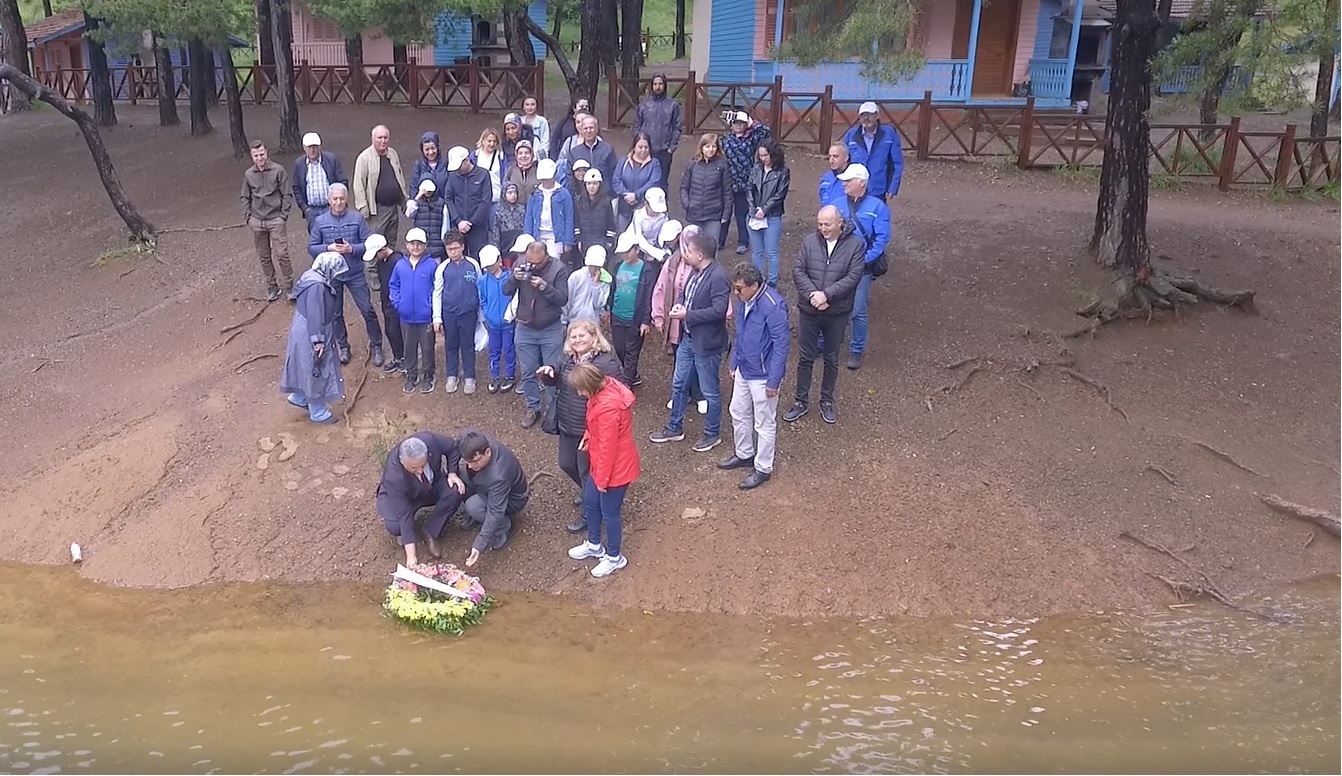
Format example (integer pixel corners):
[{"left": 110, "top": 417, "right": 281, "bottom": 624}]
[
  {"left": 842, "top": 102, "right": 905, "bottom": 201},
  {"left": 565, "top": 244, "right": 612, "bottom": 325},
  {"left": 444, "top": 145, "right": 492, "bottom": 259},
  {"left": 830, "top": 163, "right": 891, "bottom": 372},
  {"left": 353, "top": 124, "right": 407, "bottom": 246},
  {"left": 523, "top": 158, "right": 575, "bottom": 262},
  {"left": 363, "top": 233, "right": 407, "bottom": 374},
  {"left": 292, "top": 131, "right": 347, "bottom": 222},
  {"left": 721, "top": 110, "right": 771, "bottom": 255},
  {"left": 307, "top": 183, "right": 385, "bottom": 366}
]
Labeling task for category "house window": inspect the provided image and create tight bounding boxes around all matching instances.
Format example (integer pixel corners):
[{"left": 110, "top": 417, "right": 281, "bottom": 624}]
[
  {"left": 310, "top": 16, "right": 342, "bottom": 41},
  {"left": 777, "top": 0, "right": 910, "bottom": 57}
]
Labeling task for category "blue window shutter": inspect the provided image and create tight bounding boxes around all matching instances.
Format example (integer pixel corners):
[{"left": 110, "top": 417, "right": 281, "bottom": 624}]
[{"left": 709, "top": 0, "right": 757, "bottom": 83}]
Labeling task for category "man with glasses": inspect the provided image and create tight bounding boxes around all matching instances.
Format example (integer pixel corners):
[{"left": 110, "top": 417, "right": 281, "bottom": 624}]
[{"left": 717, "top": 262, "right": 790, "bottom": 490}]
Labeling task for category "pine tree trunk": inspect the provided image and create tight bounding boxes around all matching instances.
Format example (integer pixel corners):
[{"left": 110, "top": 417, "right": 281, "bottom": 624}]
[
  {"left": 344, "top": 37, "right": 362, "bottom": 66},
  {"left": 521, "top": 10, "right": 581, "bottom": 99},
  {"left": 0, "top": 0, "right": 31, "bottom": 112},
  {"left": 256, "top": 0, "right": 276, "bottom": 82},
  {"left": 153, "top": 38, "right": 179, "bottom": 126},
  {"left": 603, "top": 0, "right": 619, "bottom": 74},
  {"left": 619, "top": 0, "right": 642, "bottom": 78},
  {"left": 187, "top": 38, "right": 213, "bottom": 136},
  {"left": 0, "top": 63, "right": 155, "bottom": 242},
  {"left": 220, "top": 46, "right": 247, "bottom": 158},
  {"left": 551, "top": 0, "right": 565, "bottom": 38},
  {"left": 270, "top": 0, "right": 301, "bottom": 153},
  {"left": 1197, "top": 64, "right": 1229, "bottom": 129},
  {"left": 1090, "top": 0, "right": 1159, "bottom": 276},
  {"left": 202, "top": 48, "right": 219, "bottom": 105},
  {"left": 674, "top": 0, "right": 686, "bottom": 59},
  {"left": 41, "top": 0, "right": 52, "bottom": 16},
  {"left": 503, "top": 6, "right": 537, "bottom": 68},
  {"left": 84, "top": 12, "right": 117, "bottom": 127},
  {"left": 1311, "top": 0, "right": 1337, "bottom": 139},
  {"left": 576, "top": 0, "right": 613, "bottom": 104}
]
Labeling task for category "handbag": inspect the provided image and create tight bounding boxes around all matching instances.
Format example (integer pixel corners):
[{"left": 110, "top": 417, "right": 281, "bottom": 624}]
[{"left": 849, "top": 209, "right": 889, "bottom": 279}]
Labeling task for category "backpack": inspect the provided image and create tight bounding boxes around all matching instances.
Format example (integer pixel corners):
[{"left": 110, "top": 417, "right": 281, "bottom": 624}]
[{"left": 848, "top": 206, "right": 889, "bottom": 279}]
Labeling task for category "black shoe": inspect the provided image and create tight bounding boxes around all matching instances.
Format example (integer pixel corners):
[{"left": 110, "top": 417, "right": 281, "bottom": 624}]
[
  {"left": 718, "top": 454, "right": 755, "bottom": 470},
  {"left": 820, "top": 401, "right": 837, "bottom": 424},
  {"left": 521, "top": 409, "right": 540, "bottom": 429},
  {"left": 691, "top": 434, "right": 721, "bottom": 453},
  {"left": 571, "top": 494, "right": 583, "bottom": 507},
  {"left": 847, "top": 352, "right": 863, "bottom": 370},
  {"left": 403, "top": 376, "right": 416, "bottom": 394},
  {"left": 739, "top": 470, "right": 771, "bottom": 490},
  {"left": 285, "top": 288, "right": 299, "bottom": 303},
  {"left": 383, "top": 358, "right": 404, "bottom": 374},
  {"left": 565, "top": 516, "right": 586, "bottom": 533},
  {"left": 488, "top": 378, "right": 500, "bottom": 394},
  {"left": 421, "top": 376, "right": 436, "bottom": 394},
  {"left": 265, "top": 286, "right": 281, "bottom": 302},
  {"left": 338, "top": 346, "right": 352, "bottom": 365},
  {"left": 499, "top": 376, "right": 515, "bottom": 392},
  {"left": 782, "top": 402, "right": 808, "bottom": 422},
  {"left": 631, "top": 377, "right": 644, "bottom": 388},
  {"left": 372, "top": 346, "right": 385, "bottom": 368}
]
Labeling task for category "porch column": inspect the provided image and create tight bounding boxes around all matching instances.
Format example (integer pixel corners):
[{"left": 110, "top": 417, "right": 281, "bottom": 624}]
[
  {"left": 962, "top": 0, "right": 984, "bottom": 99},
  {"left": 1061, "top": 0, "right": 1085, "bottom": 102},
  {"left": 773, "top": 0, "right": 787, "bottom": 48}
]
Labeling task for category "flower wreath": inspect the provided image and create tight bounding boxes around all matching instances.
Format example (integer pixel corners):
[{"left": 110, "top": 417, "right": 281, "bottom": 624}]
[{"left": 383, "top": 563, "right": 494, "bottom": 636}]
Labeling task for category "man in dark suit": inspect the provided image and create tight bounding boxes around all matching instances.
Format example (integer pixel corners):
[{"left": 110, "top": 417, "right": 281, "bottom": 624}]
[
  {"left": 376, "top": 431, "right": 465, "bottom": 566},
  {"left": 458, "top": 430, "right": 530, "bottom": 568},
  {"left": 649, "top": 231, "right": 731, "bottom": 453},
  {"left": 292, "top": 132, "right": 348, "bottom": 221}
]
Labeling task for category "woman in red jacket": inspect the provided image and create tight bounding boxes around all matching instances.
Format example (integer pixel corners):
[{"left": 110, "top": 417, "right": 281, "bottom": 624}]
[{"left": 565, "top": 362, "right": 640, "bottom": 577}]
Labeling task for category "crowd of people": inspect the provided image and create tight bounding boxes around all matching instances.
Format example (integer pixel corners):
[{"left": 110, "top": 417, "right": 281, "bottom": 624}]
[{"left": 238, "top": 85, "right": 904, "bottom": 578}]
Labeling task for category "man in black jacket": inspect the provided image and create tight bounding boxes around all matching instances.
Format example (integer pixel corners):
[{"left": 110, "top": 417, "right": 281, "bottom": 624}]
[
  {"left": 650, "top": 231, "right": 731, "bottom": 452},
  {"left": 459, "top": 430, "right": 530, "bottom": 568},
  {"left": 503, "top": 241, "right": 571, "bottom": 428},
  {"left": 784, "top": 205, "right": 866, "bottom": 425},
  {"left": 375, "top": 431, "right": 465, "bottom": 567},
  {"left": 292, "top": 132, "right": 348, "bottom": 221},
  {"left": 444, "top": 145, "right": 493, "bottom": 259}
]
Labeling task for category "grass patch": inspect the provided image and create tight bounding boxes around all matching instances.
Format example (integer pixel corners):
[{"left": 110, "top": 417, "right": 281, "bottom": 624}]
[
  {"left": 369, "top": 411, "right": 417, "bottom": 468},
  {"left": 1149, "top": 172, "right": 1183, "bottom": 191},
  {"left": 92, "top": 242, "right": 154, "bottom": 267},
  {"left": 1053, "top": 166, "right": 1102, "bottom": 185},
  {"left": 1167, "top": 144, "right": 1222, "bottom": 176}
]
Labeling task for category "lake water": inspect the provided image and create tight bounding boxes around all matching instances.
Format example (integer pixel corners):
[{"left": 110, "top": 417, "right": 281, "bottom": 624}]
[{"left": 0, "top": 565, "right": 1336, "bottom": 774}]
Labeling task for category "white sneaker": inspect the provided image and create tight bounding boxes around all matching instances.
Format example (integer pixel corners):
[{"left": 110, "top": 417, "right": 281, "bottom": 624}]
[
  {"left": 697, "top": 400, "right": 708, "bottom": 415},
  {"left": 666, "top": 398, "right": 673, "bottom": 410},
  {"left": 444, "top": 376, "right": 459, "bottom": 393},
  {"left": 591, "top": 554, "right": 628, "bottom": 577},
  {"left": 568, "top": 540, "right": 604, "bottom": 560},
  {"left": 463, "top": 378, "right": 476, "bottom": 395}
]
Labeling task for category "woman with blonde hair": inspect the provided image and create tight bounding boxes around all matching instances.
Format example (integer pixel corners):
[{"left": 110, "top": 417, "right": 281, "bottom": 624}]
[
  {"left": 566, "top": 362, "right": 639, "bottom": 578},
  {"left": 679, "top": 133, "right": 732, "bottom": 246},
  {"left": 534, "top": 318, "right": 625, "bottom": 533},
  {"left": 474, "top": 127, "right": 505, "bottom": 204}
]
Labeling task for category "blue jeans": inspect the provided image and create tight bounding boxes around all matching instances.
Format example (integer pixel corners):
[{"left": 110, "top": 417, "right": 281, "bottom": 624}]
[
  {"left": 747, "top": 215, "right": 783, "bottom": 286},
  {"left": 286, "top": 393, "right": 332, "bottom": 422},
  {"left": 332, "top": 268, "right": 384, "bottom": 352},
  {"left": 487, "top": 323, "right": 516, "bottom": 379},
  {"left": 442, "top": 310, "right": 477, "bottom": 379},
  {"left": 515, "top": 321, "right": 565, "bottom": 411},
  {"left": 848, "top": 272, "right": 874, "bottom": 355},
  {"left": 583, "top": 477, "right": 628, "bottom": 557},
  {"left": 667, "top": 340, "right": 722, "bottom": 436}
]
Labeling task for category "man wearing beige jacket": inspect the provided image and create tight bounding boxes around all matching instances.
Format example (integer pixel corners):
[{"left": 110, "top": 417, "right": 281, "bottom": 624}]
[{"left": 353, "top": 124, "right": 408, "bottom": 249}]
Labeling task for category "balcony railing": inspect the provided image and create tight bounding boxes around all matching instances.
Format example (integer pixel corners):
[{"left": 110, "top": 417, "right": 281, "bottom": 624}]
[
  {"left": 765, "top": 59, "right": 971, "bottom": 101},
  {"left": 1028, "top": 58, "right": 1070, "bottom": 100}
]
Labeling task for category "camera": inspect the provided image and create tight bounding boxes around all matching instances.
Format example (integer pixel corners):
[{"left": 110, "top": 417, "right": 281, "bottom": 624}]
[{"left": 514, "top": 262, "right": 535, "bottom": 281}]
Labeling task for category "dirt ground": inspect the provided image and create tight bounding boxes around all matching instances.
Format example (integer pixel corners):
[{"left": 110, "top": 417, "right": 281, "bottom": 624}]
[{"left": 0, "top": 102, "right": 1336, "bottom": 618}]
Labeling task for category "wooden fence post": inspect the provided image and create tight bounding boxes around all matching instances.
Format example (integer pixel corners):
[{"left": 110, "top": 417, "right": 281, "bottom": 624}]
[
  {"left": 352, "top": 58, "right": 365, "bottom": 104},
  {"left": 685, "top": 70, "right": 697, "bottom": 132},
  {"left": 298, "top": 59, "right": 311, "bottom": 103},
  {"left": 534, "top": 61, "right": 545, "bottom": 114},
  {"left": 1272, "top": 123, "right": 1297, "bottom": 189},
  {"left": 770, "top": 74, "right": 784, "bottom": 136},
  {"left": 252, "top": 58, "right": 263, "bottom": 104},
  {"left": 607, "top": 72, "right": 619, "bottom": 127},
  {"left": 408, "top": 57, "right": 420, "bottom": 108},
  {"left": 818, "top": 84, "right": 833, "bottom": 150},
  {"left": 1016, "top": 96, "right": 1034, "bottom": 168},
  {"left": 1217, "top": 116, "right": 1241, "bottom": 191},
  {"left": 469, "top": 61, "right": 480, "bottom": 112},
  {"left": 916, "top": 90, "right": 933, "bottom": 161},
  {"left": 127, "top": 65, "right": 138, "bottom": 105}
]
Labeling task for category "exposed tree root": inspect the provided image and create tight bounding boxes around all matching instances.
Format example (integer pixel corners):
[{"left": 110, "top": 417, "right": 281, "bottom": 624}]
[
  {"left": 527, "top": 470, "right": 556, "bottom": 488},
  {"left": 936, "top": 427, "right": 958, "bottom": 442},
  {"left": 219, "top": 303, "right": 272, "bottom": 334},
  {"left": 1182, "top": 437, "right": 1265, "bottom": 478},
  {"left": 158, "top": 223, "right": 247, "bottom": 235},
  {"left": 1060, "top": 367, "right": 1130, "bottom": 421},
  {"left": 1145, "top": 463, "right": 1179, "bottom": 486},
  {"left": 1122, "top": 530, "right": 1280, "bottom": 620},
  {"left": 1070, "top": 267, "right": 1255, "bottom": 337},
  {"left": 207, "top": 330, "right": 243, "bottom": 354},
  {"left": 344, "top": 350, "right": 373, "bottom": 428},
  {"left": 1258, "top": 493, "right": 1340, "bottom": 537},
  {"left": 232, "top": 353, "right": 278, "bottom": 372},
  {"left": 31, "top": 358, "right": 64, "bottom": 373}
]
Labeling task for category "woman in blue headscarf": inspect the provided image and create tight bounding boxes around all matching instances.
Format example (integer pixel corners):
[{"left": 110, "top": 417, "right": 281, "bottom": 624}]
[
  {"left": 279, "top": 252, "right": 348, "bottom": 424},
  {"left": 410, "top": 131, "right": 451, "bottom": 194}
]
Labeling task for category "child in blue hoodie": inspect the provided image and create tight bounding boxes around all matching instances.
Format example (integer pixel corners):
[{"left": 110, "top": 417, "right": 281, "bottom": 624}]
[
  {"left": 388, "top": 228, "right": 440, "bottom": 394},
  {"left": 432, "top": 230, "right": 482, "bottom": 395},
  {"left": 476, "top": 244, "right": 516, "bottom": 394}
]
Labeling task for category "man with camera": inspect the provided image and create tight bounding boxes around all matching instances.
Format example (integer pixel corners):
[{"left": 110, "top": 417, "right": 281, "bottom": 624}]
[
  {"left": 503, "top": 241, "right": 570, "bottom": 429},
  {"left": 307, "top": 183, "right": 387, "bottom": 367}
]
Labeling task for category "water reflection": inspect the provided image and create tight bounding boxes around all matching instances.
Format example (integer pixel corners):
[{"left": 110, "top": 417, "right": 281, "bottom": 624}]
[{"left": 0, "top": 566, "right": 1336, "bottom": 774}]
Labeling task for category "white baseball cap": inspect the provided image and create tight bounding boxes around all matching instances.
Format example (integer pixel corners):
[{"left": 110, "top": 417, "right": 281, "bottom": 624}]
[
  {"left": 363, "top": 233, "right": 387, "bottom": 262},
  {"left": 836, "top": 163, "right": 870, "bottom": 181},
  {"left": 479, "top": 245, "right": 501, "bottom": 268},
  {"left": 417, "top": 178, "right": 437, "bottom": 193},
  {"left": 614, "top": 230, "right": 639, "bottom": 254},
  {"left": 584, "top": 245, "right": 607, "bottom": 267},
  {"left": 537, "top": 158, "right": 558, "bottom": 180},
  {"left": 645, "top": 187, "right": 667, "bottom": 213},
  {"left": 731, "top": 111, "right": 750, "bottom": 124},
  {"left": 858, "top": 101, "right": 879, "bottom": 115},
  {"left": 510, "top": 233, "right": 535, "bottom": 252},
  {"left": 504, "top": 112, "right": 521, "bottom": 126},
  {"left": 302, "top": 132, "right": 322, "bottom": 147},
  {"left": 582, "top": 168, "right": 603, "bottom": 183},
  {"left": 658, "top": 219, "right": 683, "bottom": 244},
  {"left": 406, "top": 228, "right": 428, "bottom": 244},
  {"left": 446, "top": 146, "right": 471, "bottom": 172}
]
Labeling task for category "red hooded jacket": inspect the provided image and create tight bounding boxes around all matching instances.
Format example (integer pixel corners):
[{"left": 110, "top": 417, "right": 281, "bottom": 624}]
[{"left": 584, "top": 377, "right": 641, "bottom": 490}]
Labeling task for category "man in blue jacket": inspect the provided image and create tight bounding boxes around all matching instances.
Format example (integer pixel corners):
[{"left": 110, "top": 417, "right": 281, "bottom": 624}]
[
  {"left": 817, "top": 143, "right": 850, "bottom": 207},
  {"left": 650, "top": 232, "right": 731, "bottom": 453},
  {"left": 444, "top": 146, "right": 493, "bottom": 260},
  {"left": 292, "top": 132, "right": 347, "bottom": 221},
  {"left": 308, "top": 183, "right": 386, "bottom": 367},
  {"left": 717, "top": 262, "right": 790, "bottom": 490},
  {"left": 831, "top": 164, "right": 892, "bottom": 372},
  {"left": 842, "top": 102, "right": 905, "bottom": 201}
]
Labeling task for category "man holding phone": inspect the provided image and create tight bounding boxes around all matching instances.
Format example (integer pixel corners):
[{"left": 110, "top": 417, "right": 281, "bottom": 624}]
[{"left": 308, "top": 183, "right": 387, "bottom": 366}]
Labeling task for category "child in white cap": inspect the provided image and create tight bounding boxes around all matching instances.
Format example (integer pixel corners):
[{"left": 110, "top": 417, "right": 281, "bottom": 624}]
[
  {"left": 476, "top": 245, "right": 516, "bottom": 394},
  {"left": 405, "top": 178, "right": 448, "bottom": 258},
  {"left": 564, "top": 245, "right": 613, "bottom": 326}
]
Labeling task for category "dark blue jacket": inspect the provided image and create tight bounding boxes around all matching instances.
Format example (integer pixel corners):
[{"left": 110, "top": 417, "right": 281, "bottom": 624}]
[
  {"left": 729, "top": 285, "right": 790, "bottom": 391},
  {"left": 410, "top": 157, "right": 451, "bottom": 196},
  {"left": 409, "top": 194, "right": 447, "bottom": 258},
  {"left": 291, "top": 151, "right": 347, "bottom": 215},
  {"left": 833, "top": 194, "right": 892, "bottom": 266},
  {"left": 445, "top": 165, "right": 493, "bottom": 229},
  {"left": 524, "top": 186, "right": 576, "bottom": 246},
  {"left": 388, "top": 255, "right": 439, "bottom": 325},
  {"left": 307, "top": 208, "right": 369, "bottom": 269},
  {"left": 612, "top": 157, "right": 662, "bottom": 204},
  {"left": 843, "top": 123, "right": 905, "bottom": 199},
  {"left": 679, "top": 260, "right": 732, "bottom": 357},
  {"left": 433, "top": 257, "right": 482, "bottom": 320}
]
